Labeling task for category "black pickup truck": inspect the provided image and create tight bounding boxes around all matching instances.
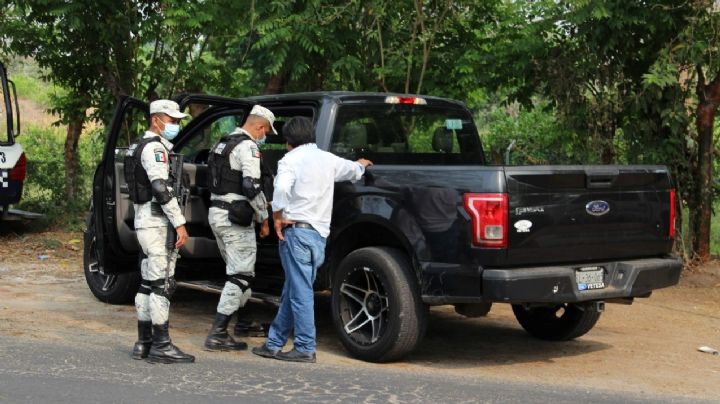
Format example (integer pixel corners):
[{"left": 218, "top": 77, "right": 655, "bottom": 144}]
[{"left": 84, "top": 92, "right": 682, "bottom": 362}]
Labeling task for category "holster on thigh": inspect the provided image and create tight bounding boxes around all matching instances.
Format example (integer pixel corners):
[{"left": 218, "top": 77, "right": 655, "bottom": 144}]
[
  {"left": 149, "top": 277, "right": 177, "bottom": 300},
  {"left": 138, "top": 279, "right": 152, "bottom": 295},
  {"left": 165, "top": 225, "right": 177, "bottom": 251},
  {"left": 228, "top": 273, "right": 252, "bottom": 292}
]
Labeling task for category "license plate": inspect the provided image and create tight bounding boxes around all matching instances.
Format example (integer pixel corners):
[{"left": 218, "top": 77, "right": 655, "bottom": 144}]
[{"left": 576, "top": 266, "right": 605, "bottom": 290}]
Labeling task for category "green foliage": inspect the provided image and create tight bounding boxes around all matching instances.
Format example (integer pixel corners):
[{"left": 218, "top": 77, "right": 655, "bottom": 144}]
[
  {"left": 477, "top": 98, "right": 587, "bottom": 165},
  {"left": 9, "top": 74, "right": 65, "bottom": 107},
  {"left": 17, "top": 123, "right": 102, "bottom": 230},
  {"left": 0, "top": 0, "right": 717, "bottom": 257}
]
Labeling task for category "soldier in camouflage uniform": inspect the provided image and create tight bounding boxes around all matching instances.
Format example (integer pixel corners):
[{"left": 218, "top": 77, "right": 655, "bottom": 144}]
[
  {"left": 204, "top": 105, "right": 273, "bottom": 351},
  {"left": 127, "top": 99, "right": 194, "bottom": 364}
]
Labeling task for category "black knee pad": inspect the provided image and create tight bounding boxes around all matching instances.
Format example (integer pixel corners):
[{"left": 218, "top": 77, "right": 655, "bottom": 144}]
[
  {"left": 149, "top": 277, "right": 177, "bottom": 300},
  {"left": 138, "top": 279, "right": 152, "bottom": 295},
  {"left": 228, "top": 274, "right": 252, "bottom": 292}
]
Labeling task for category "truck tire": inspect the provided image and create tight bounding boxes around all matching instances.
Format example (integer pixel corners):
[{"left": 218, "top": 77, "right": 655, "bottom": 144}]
[
  {"left": 83, "top": 212, "right": 140, "bottom": 304},
  {"left": 511, "top": 303, "right": 601, "bottom": 341},
  {"left": 454, "top": 302, "right": 493, "bottom": 318},
  {"left": 331, "top": 247, "right": 428, "bottom": 362}
]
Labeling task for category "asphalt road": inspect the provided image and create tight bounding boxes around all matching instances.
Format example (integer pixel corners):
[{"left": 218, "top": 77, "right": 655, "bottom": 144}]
[{"left": 0, "top": 336, "right": 706, "bottom": 404}]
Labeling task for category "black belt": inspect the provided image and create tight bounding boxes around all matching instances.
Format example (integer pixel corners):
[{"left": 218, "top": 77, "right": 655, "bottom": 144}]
[
  {"left": 210, "top": 200, "right": 232, "bottom": 210},
  {"left": 289, "top": 222, "right": 314, "bottom": 230}
]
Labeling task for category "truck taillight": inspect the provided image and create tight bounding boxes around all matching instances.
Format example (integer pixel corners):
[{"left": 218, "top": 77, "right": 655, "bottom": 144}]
[
  {"left": 669, "top": 189, "right": 676, "bottom": 239},
  {"left": 463, "top": 193, "right": 508, "bottom": 248},
  {"left": 384, "top": 96, "right": 427, "bottom": 105},
  {"left": 9, "top": 152, "right": 26, "bottom": 181}
]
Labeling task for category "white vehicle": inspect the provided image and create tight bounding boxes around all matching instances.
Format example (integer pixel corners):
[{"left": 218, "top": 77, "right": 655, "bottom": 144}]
[{"left": 0, "top": 61, "right": 26, "bottom": 220}]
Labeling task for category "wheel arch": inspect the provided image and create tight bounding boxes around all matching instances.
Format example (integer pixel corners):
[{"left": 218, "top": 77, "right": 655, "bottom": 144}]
[{"left": 320, "top": 217, "right": 419, "bottom": 290}]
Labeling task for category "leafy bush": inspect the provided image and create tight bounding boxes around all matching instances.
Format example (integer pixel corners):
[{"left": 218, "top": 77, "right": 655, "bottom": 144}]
[
  {"left": 477, "top": 99, "right": 589, "bottom": 165},
  {"left": 15, "top": 123, "right": 103, "bottom": 230}
]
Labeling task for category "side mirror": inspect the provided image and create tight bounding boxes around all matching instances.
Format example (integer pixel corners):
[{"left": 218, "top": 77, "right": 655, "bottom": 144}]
[{"left": 8, "top": 80, "right": 19, "bottom": 137}]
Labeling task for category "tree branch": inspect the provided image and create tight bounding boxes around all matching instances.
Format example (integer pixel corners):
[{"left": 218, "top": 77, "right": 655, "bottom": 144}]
[
  {"left": 696, "top": 64, "right": 706, "bottom": 103},
  {"left": 415, "top": 0, "right": 452, "bottom": 94},
  {"left": 375, "top": 17, "right": 389, "bottom": 92},
  {"left": 405, "top": 5, "right": 419, "bottom": 94}
]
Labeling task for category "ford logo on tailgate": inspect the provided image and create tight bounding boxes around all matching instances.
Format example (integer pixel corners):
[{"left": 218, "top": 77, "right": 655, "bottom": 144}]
[{"left": 586, "top": 200, "right": 610, "bottom": 216}]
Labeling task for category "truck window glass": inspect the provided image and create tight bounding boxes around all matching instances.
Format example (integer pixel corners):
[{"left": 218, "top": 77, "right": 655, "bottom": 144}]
[
  {"left": 175, "top": 106, "right": 315, "bottom": 166},
  {"left": 180, "top": 113, "right": 246, "bottom": 163},
  {"left": 330, "top": 105, "right": 483, "bottom": 165},
  {"left": 264, "top": 106, "right": 315, "bottom": 150}
]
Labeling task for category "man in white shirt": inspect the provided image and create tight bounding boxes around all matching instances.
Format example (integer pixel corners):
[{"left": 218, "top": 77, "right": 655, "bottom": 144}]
[{"left": 252, "top": 116, "right": 372, "bottom": 363}]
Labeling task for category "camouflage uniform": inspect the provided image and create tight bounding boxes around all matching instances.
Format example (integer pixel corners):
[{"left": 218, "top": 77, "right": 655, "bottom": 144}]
[
  {"left": 208, "top": 127, "right": 269, "bottom": 316},
  {"left": 132, "top": 131, "right": 185, "bottom": 326}
]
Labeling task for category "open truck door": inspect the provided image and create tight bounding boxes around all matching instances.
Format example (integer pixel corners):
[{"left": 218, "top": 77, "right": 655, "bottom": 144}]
[
  {"left": 84, "top": 94, "right": 256, "bottom": 303},
  {"left": 0, "top": 61, "right": 27, "bottom": 219}
]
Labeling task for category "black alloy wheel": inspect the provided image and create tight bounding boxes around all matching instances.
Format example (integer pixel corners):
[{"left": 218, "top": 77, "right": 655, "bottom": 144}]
[{"left": 331, "top": 247, "right": 427, "bottom": 362}]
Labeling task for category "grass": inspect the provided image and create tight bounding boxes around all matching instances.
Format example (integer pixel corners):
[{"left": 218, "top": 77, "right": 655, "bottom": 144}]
[
  {"left": 677, "top": 204, "right": 720, "bottom": 258},
  {"left": 15, "top": 122, "right": 102, "bottom": 231},
  {"left": 7, "top": 70, "right": 98, "bottom": 231},
  {"left": 11, "top": 74, "right": 66, "bottom": 108}
]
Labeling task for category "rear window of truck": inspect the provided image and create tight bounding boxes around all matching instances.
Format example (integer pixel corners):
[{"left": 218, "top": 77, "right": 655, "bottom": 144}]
[{"left": 330, "top": 104, "right": 484, "bottom": 165}]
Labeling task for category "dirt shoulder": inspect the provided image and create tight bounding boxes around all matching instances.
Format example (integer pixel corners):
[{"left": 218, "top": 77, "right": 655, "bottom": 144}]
[{"left": 0, "top": 229, "right": 718, "bottom": 400}]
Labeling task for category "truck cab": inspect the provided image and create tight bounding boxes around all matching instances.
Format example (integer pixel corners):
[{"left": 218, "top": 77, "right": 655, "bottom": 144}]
[{"left": 0, "top": 61, "right": 26, "bottom": 219}]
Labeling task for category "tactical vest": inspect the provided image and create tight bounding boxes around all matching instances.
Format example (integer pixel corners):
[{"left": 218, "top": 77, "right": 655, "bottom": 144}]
[
  {"left": 208, "top": 133, "right": 253, "bottom": 195},
  {"left": 124, "top": 137, "right": 162, "bottom": 204}
]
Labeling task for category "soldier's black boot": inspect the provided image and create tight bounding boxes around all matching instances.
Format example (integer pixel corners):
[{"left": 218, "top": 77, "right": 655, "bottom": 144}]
[
  {"left": 235, "top": 310, "right": 268, "bottom": 337},
  {"left": 131, "top": 320, "right": 152, "bottom": 360},
  {"left": 147, "top": 323, "right": 195, "bottom": 364},
  {"left": 205, "top": 313, "right": 248, "bottom": 351}
]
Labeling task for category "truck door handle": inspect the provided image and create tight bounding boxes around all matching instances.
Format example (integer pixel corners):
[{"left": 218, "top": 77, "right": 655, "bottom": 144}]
[{"left": 586, "top": 174, "right": 615, "bottom": 189}]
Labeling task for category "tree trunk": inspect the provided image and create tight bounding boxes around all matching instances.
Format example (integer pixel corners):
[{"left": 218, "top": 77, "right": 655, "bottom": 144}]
[
  {"left": 691, "top": 100, "right": 716, "bottom": 261},
  {"left": 64, "top": 115, "right": 84, "bottom": 201},
  {"left": 690, "top": 67, "right": 720, "bottom": 262},
  {"left": 264, "top": 73, "right": 286, "bottom": 95}
]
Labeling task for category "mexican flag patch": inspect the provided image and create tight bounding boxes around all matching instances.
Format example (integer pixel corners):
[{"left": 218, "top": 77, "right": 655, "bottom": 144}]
[{"left": 154, "top": 150, "right": 167, "bottom": 163}]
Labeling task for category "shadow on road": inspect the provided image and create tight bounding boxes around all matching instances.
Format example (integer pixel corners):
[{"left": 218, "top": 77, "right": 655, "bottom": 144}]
[{"left": 164, "top": 289, "right": 611, "bottom": 368}]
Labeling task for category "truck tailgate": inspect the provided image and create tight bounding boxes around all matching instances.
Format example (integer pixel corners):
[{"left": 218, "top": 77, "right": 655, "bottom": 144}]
[{"left": 504, "top": 166, "right": 674, "bottom": 266}]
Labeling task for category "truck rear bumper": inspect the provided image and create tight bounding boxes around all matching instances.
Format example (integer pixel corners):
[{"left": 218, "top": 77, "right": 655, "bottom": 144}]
[{"left": 481, "top": 256, "right": 682, "bottom": 304}]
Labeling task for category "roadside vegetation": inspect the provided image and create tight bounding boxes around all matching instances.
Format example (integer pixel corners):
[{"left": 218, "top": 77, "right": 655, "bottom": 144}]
[
  {"left": 9, "top": 61, "right": 100, "bottom": 230},
  {"left": 1, "top": 1, "right": 720, "bottom": 262}
]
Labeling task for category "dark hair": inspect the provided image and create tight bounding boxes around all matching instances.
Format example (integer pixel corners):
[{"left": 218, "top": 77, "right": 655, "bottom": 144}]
[{"left": 282, "top": 116, "right": 315, "bottom": 147}]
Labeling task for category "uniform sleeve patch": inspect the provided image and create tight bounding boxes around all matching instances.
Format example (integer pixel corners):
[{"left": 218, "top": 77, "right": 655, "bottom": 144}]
[
  {"left": 251, "top": 147, "right": 261, "bottom": 158},
  {"left": 154, "top": 149, "right": 167, "bottom": 163}
]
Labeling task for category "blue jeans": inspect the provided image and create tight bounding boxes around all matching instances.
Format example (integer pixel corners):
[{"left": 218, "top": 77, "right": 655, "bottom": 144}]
[{"left": 266, "top": 227, "right": 326, "bottom": 353}]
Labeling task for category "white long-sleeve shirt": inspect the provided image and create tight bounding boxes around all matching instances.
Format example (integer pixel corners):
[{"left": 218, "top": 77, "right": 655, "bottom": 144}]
[{"left": 272, "top": 143, "right": 365, "bottom": 237}]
